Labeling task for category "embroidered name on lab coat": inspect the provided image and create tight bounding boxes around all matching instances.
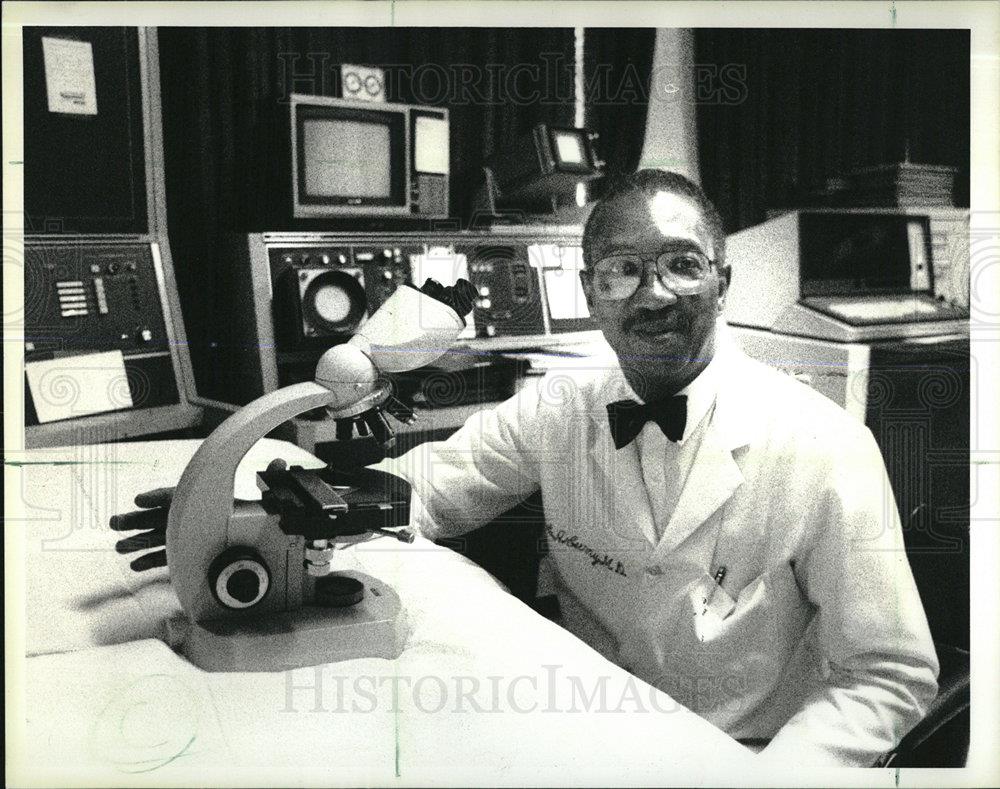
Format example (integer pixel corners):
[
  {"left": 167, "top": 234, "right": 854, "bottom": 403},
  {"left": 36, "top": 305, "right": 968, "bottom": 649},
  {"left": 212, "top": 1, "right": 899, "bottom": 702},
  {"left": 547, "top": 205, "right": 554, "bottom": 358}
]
[{"left": 547, "top": 524, "right": 628, "bottom": 577}]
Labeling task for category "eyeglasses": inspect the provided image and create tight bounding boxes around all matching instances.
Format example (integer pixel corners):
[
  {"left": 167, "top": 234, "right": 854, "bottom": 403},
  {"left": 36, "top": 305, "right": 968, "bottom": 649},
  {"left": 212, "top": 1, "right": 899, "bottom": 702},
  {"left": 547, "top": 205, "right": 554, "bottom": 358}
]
[{"left": 589, "top": 250, "right": 717, "bottom": 301}]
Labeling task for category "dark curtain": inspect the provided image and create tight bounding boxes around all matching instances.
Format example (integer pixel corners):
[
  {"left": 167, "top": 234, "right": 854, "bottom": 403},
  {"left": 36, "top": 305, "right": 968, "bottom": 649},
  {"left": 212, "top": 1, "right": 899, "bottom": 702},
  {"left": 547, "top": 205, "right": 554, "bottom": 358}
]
[
  {"left": 158, "top": 26, "right": 575, "bottom": 226},
  {"left": 157, "top": 28, "right": 574, "bottom": 392},
  {"left": 584, "top": 28, "right": 656, "bottom": 195},
  {"left": 695, "top": 29, "right": 970, "bottom": 233}
]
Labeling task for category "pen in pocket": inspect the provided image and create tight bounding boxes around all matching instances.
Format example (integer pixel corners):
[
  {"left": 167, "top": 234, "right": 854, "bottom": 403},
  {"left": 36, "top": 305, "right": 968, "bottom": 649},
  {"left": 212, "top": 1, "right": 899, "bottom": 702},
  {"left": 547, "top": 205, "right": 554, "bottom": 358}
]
[{"left": 707, "top": 565, "right": 727, "bottom": 604}]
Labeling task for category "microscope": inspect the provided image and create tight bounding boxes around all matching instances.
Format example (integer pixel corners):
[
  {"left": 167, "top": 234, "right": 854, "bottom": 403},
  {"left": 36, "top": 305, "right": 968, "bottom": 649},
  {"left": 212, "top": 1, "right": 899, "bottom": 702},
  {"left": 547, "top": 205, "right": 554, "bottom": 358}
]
[{"left": 113, "top": 279, "right": 476, "bottom": 672}]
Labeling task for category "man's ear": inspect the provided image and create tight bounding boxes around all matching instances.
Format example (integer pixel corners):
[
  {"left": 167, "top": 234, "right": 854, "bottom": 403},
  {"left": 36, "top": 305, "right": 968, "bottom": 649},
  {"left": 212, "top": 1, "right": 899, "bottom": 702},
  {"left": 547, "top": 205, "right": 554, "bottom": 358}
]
[{"left": 716, "top": 265, "right": 732, "bottom": 312}]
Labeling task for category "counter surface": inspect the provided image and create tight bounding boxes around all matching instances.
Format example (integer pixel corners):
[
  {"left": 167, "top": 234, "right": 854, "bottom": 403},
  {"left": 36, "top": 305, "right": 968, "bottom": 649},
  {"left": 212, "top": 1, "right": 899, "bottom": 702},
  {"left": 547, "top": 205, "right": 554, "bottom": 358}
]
[{"left": 12, "top": 438, "right": 752, "bottom": 785}]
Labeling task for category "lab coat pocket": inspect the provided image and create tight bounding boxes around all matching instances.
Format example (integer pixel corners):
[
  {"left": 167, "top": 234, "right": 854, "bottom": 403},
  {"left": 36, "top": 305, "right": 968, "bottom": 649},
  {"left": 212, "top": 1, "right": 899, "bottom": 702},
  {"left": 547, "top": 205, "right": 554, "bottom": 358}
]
[
  {"left": 690, "top": 572, "right": 737, "bottom": 640},
  {"left": 708, "top": 565, "right": 806, "bottom": 645},
  {"left": 625, "top": 562, "right": 811, "bottom": 719}
]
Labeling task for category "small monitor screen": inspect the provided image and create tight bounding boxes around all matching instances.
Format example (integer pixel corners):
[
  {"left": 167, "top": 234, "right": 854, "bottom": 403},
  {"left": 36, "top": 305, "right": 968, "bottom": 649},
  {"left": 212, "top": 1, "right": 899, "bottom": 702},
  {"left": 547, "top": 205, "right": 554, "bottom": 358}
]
[
  {"left": 553, "top": 131, "right": 585, "bottom": 165},
  {"left": 302, "top": 119, "right": 392, "bottom": 198},
  {"left": 414, "top": 116, "right": 449, "bottom": 175}
]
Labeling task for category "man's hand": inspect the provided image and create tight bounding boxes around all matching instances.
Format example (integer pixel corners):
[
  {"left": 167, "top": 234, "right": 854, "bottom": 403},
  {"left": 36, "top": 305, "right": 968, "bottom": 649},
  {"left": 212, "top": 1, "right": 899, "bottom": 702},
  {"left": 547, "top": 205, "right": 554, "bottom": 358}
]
[{"left": 109, "top": 487, "right": 173, "bottom": 571}]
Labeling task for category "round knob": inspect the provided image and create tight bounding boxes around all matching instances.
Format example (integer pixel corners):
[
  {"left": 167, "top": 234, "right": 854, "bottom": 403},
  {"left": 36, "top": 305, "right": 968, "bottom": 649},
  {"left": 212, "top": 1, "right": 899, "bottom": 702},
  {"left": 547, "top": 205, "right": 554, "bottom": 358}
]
[
  {"left": 208, "top": 547, "right": 270, "bottom": 610},
  {"left": 320, "top": 254, "right": 331, "bottom": 265}
]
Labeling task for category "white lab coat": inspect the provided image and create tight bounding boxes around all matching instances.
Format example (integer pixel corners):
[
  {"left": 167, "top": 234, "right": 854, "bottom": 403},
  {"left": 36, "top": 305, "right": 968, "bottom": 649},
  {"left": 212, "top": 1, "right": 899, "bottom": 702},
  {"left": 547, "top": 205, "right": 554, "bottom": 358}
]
[{"left": 383, "top": 329, "right": 939, "bottom": 767}]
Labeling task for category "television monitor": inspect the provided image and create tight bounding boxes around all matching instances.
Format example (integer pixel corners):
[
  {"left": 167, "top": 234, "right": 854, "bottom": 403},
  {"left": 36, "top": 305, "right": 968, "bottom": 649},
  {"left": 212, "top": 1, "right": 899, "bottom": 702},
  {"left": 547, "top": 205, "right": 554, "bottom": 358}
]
[
  {"left": 290, "top": 94, "right": 449, "bottom": 219},
  {"left": 487, "top": 124, "right": 601, "bottom": 205},
  {"left": 548, "top": 128, "right": 595, "bottom": 173}
]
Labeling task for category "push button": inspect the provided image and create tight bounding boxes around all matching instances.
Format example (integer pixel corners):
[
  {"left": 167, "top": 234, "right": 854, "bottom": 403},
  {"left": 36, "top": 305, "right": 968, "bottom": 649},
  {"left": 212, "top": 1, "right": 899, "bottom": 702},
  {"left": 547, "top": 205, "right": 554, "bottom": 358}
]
[{"left": 93, "top": 277, "right": 109, "bottom": 315}]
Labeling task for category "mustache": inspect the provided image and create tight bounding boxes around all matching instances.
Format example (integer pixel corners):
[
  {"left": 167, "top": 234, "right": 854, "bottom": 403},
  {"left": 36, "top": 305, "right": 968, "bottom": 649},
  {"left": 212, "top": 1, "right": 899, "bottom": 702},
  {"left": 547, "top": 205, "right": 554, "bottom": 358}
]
[{"left": 624, "top": 309, "right": 690, "bottom": 333}]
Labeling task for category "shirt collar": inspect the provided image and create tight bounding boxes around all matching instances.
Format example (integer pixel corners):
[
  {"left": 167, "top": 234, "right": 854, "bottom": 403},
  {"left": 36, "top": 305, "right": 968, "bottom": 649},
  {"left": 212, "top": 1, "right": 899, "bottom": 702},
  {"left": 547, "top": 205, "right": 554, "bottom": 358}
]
[{"left": 673, "top": 344, "right": 721, "bottom": 442}]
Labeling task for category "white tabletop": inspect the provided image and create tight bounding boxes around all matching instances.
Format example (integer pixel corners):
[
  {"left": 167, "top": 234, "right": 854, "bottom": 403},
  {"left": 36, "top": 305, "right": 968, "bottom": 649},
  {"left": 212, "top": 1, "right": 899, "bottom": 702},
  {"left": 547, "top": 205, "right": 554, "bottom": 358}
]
[{"left": 10, "top": 438, "right": 753, "bottom": 786}]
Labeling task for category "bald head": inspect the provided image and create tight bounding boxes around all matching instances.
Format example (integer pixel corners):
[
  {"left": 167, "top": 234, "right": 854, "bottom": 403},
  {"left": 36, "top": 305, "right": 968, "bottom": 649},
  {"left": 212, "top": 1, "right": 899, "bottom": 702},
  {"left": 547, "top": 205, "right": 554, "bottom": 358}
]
[{"left": 583, "top": 170, "right": 726, "bottom": 271}]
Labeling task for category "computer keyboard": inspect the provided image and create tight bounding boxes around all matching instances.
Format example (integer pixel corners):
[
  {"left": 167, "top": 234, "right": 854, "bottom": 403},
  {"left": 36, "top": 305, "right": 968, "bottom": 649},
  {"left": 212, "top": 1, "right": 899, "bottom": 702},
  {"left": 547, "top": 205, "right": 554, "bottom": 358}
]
[
  {"left": 804, "top": 295, "right": 967, "bottom": 325},
  {"left": 828, "top": 298, "right": 942, "bottom": 321}
]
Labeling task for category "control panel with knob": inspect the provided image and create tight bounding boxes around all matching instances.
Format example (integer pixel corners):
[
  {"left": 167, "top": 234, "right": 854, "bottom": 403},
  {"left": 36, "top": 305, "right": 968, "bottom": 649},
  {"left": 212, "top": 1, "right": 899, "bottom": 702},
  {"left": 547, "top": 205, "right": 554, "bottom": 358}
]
[
  {"left": 26, "top": 243, "right": 170, "bottom": 354},
  {"left": 268, "top": 244, "right": 417, "bottom": 353},
  {"left": 461, "top": 243, "right": 546, "bottom": 337},
  {"left": 224, "top": 230, "right": 594, "bottom": 405},
  {"left": 24, "top": 241, "right": 184, "bottom": 427}
]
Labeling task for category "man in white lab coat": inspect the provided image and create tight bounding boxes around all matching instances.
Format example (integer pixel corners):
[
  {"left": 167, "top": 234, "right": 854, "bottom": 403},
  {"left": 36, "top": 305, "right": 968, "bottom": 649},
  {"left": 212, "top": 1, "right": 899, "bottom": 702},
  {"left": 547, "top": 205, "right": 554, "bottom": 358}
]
[{"left": 386, "top": 170, "right": 939, "bottom": 766}]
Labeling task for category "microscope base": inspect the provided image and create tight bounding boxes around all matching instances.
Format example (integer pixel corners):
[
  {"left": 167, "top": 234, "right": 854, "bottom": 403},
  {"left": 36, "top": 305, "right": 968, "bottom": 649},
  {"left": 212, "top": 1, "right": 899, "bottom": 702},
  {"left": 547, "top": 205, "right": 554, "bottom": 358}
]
[{"left": 177, "top": 571, "right": 407, "bottom": 672}]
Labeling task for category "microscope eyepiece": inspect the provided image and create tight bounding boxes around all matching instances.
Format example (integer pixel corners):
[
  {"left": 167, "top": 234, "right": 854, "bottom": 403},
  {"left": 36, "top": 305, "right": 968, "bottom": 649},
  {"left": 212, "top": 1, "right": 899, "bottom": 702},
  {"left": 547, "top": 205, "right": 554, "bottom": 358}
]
[{"left": 409, "top": 277, "right": 477, "bottom": 324}]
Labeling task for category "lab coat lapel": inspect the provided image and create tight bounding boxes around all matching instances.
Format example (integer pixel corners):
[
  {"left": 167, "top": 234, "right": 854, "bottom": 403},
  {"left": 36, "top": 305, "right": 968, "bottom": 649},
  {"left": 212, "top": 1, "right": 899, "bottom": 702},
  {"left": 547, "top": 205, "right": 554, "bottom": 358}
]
[
  {"left": 656, "top": 343, "right": 757, "bottom": 556},
  {"left": 657, "top": 416, "right": 744, "bottom": 555}
]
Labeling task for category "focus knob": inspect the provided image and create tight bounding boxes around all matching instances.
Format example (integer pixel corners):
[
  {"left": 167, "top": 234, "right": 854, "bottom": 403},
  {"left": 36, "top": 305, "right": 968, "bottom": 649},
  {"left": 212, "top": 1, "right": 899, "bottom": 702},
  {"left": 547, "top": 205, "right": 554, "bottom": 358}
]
[{"left": 208, "top": 547, "right": 270, "bottom": 609}]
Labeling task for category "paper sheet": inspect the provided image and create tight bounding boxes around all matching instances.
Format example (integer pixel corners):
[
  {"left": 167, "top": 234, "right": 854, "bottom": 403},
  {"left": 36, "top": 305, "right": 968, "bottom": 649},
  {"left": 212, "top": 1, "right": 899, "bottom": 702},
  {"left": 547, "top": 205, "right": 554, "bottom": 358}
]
[
  {"left": 414, "top": 116, "right": 449, "bottom": 174},
  {"left": 530, "top": 244, "right": 591, "bottom": 320},
  {"left": 26, "top": 351, "right": 132, "bottom": 423},
  {"left": 410, "top": 247, "right": 475, "bottom": 336},
  {"left": 544, "top": 269, "right": 591, "bottom": 319},
  {"left": 410, "top": 247, "right": 469, "bottom": 289},
  {"left": 42, "top": 37, "right": 98, "bottom": 115}
]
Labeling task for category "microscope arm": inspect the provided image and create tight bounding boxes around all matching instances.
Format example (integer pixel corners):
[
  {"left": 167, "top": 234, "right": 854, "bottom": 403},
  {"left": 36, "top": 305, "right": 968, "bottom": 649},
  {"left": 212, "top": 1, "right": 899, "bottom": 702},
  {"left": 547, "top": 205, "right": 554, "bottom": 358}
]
[
  {"left": 164, "top": 279, "right": 476, "bottom": 624},
  {"left": 166, "top": 381, "right": 338, "bottom": 618}
]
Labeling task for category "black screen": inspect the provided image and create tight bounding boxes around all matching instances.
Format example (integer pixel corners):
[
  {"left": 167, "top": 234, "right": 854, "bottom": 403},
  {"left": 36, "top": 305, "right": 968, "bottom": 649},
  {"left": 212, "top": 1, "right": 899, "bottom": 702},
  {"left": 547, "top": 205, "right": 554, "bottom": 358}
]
[{"left": 799, "top": 213, "right": 928, "bottom": 296}]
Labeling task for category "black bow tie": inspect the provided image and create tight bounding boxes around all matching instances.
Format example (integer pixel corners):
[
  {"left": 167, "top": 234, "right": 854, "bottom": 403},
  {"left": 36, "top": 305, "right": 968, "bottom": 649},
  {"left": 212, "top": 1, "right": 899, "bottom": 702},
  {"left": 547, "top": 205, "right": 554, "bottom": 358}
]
[{"left": 606, "top": 396, "right": 688, "bottom": 448}]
